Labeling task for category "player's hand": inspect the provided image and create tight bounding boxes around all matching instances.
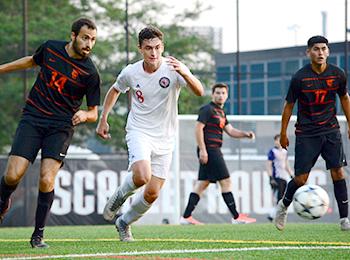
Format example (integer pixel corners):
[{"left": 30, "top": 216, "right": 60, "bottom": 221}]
[
  {"left": 269, "top": 176, "right": 278, "bottom": 189},
  {"left": 246, "top": 131, "right": 255, "bottom": 139},
  {"left": 280, "top": 133, "right": 289, "bottom": 149},
  {"left": 165, "top": 56, "right": 186, "bottom": 75},
  {"left": 72, "top": 110, "right": 88, "bottom": 126},
  {"left": 199, "top": 149, "right": 208, "bottom": 164},
  {"left": 96, "top": 120, "right": 111, "bottom": 139}
]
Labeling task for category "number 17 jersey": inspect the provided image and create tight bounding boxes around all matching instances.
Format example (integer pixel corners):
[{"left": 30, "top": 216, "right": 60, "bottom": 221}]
[{"left": 286, "top": 63, "right": 347, "bottom": 136}]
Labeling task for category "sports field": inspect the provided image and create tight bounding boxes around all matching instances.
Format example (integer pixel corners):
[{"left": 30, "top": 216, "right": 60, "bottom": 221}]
[{"left": 0, "top": 223, "right": 349, "bottom": 259}]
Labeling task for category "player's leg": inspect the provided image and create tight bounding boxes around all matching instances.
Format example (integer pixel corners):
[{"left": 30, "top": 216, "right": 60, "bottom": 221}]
[
  {"left": 29, "top": 125, "right": 73, "bottom": 248},
  {"left": 103, "top": 132, "right": 150, "bottom": 221},
  {"left": 322, "top": 131, "right": 349, "bottom": 231},
  {"left": 106, "top": 160, "right": 150, "bottom": 218},
  {"left": 1, "top": 119, "right": 41, "bottom": 223},
  {"left": 219, "top": 177, "right": 239, "bottom": 219},
  {"left": 115, "top": 176, "right": 164, "bottom": 242},
  {"left": 0, "top": 156, "right": 30, "bottom": 222},
  {"left": 30, "top": 158, "right": 62, "bottom": 248},
  {"left": 116, "top": 151, "right": 171, "bottom": 241},
  {"left": 180, "top": 180, "right": 209, "bottom": 225},
  {"left": 275, "top": 135, "right": 321, "bottom": 230},
  {"left": 219, "top": 177, "right": 256, "bottom": 224}
]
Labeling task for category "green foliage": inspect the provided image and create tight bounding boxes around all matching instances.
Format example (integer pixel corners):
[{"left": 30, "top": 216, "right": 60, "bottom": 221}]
[{"left": 0, "top": 0, "right": 215, "bottom": 153}]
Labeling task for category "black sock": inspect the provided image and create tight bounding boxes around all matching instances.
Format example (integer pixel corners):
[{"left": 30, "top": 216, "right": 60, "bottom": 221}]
[
  {"left": 32, "top": 190, "right": 54, "bottom": 238},
  {"left": 333, "top": 179, "right": 349, "bottom": 219},
  {"left": 0, "top": 176, "right": 18, "bottom": 202},
  {"left": 183, "top": 192, "right": 200, "bottom": 218},
  {"left": 222, "top": 192, "right": 239, "bottom": 219},
  {"left": 282, "top": 179, "right": 300, "bottom": 207}
]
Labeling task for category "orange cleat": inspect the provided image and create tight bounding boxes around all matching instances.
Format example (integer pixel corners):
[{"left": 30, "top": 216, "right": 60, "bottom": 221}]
[{"left": 232, "top": 213, "right": 256, "bottom": 224}]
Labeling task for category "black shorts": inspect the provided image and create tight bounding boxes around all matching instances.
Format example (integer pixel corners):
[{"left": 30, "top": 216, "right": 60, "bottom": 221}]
[
  {"left": 273, "top": 178, "right": 287, "bottom": 201},
  {"left": 9, "top": 118, "right": 74, "bottom": 163},
  {"left": 198, "top": 148, "right": 230, "bottom": 183},
  {"left": 294, "top": 131, "right": 347, "bottom": 175}
]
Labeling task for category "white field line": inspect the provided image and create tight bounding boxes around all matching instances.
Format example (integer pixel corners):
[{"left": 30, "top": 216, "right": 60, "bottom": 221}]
[{"left": 1, "top": 246, "right": 350, "bottom": 260}]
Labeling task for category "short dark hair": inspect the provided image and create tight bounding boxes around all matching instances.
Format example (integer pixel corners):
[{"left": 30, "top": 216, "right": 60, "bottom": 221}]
[
  {"left": 71, "top": 18, "right": 97, "bottom": 35},
  {"left": 138, "top": 25, "right": 164, "bottom": 46},
  {"left": 307, "top": 35, "right": 328, "bottom": 48},
  {"left": 274, "top": 134, "right": 280, "bottom": 140},
  {"left": 212, "top": 83, "right": 228, "bottom": 94}
]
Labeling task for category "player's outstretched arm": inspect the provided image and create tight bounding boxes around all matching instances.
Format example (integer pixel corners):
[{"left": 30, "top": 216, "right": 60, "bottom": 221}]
[
  {"left": 96, "top": 86, "right": 121, "bottom": 139},
  {"left": 0, "top": 56, "right": 37, "bottom": 74},
  {"left": 166, "top": 56, "right": 204, "bottom": 96},
  {"left": 280, "top": 101, "right": 294, "bottom": 149},
  {"left": 224, "top": 124, "right": 255, "bottom": 139},
  {"left": 339, "top": 93, "right": 350, "bottom": 139}
]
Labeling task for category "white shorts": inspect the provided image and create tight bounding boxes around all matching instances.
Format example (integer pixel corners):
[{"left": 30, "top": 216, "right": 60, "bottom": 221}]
[{"left": 126, "top": 131, "right": 174, "bottom": 179}]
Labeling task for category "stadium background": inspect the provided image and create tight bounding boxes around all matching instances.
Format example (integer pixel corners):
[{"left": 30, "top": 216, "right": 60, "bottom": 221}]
[{"left": 1, "top": 116, "right": 349, "bottom": 227}]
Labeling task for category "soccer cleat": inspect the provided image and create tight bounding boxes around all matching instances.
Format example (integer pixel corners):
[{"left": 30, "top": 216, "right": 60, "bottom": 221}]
[
  {"left": 274, "top": 200, "right": 288, "bottom": 231},
  {"left": 103, "top": 188, "right": 126, "bottom": 221},
  {"left": 180, "top": 216, "right": 204, "bottom": 225},
  {"left": 0, "top": 198, "right": 11, "bottom": 224},
  {"left": 340, "top": 218, "right": 350, "bottom": 231},
  {"left": 115, "top": 216, "right": 133, "bottom": 242},
  {"left": 30, "top": 236, "right": 49, "bottom": 248},
  {"left": 232, "top": 213, "right": 256, "bottom": 224}
]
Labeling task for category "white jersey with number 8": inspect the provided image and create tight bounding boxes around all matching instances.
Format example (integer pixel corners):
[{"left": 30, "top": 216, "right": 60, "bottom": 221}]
[{"left": 112, "top": 58, "right": 188, "bottom": 148}]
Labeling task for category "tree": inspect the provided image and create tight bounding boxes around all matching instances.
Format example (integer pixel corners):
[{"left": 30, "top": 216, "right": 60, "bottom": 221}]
[{"left": 0, "top": 0, "right": 215, "bottom": 153}]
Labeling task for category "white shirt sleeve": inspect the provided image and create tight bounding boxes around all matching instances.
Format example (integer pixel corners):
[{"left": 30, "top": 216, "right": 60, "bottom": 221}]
[{"left": 112, "top": 65, "right": 131, "bottom": 93}]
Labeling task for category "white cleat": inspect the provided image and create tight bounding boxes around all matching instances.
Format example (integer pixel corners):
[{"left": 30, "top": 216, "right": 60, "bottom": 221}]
[
  {"left": 274, "top": 200, "right": 288, "bottom": 231},
  {"left": 340, "top": 218, "right": 350, "bottom": 231},
  {"left": 115, "top": 216, "right": 134, "bottom": 242},
  {"left": 103, "top": 189, "right": 126, "bottom": 221}
]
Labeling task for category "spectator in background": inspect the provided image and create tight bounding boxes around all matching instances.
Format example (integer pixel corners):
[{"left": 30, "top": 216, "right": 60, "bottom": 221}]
[{"left": 266, "top": 134, "right": 293, "bottom": 221}]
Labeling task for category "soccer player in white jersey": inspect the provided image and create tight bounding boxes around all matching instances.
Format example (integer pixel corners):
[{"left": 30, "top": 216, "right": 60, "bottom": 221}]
[
  {"left": 266, "top": 134, "right": 293, "bottom": 221},
  {"left": 96, "top": 25, "right": 204, "bottom": 241}
]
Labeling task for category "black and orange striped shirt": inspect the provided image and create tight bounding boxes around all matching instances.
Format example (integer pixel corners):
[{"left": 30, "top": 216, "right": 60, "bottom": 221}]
[
  {"left": 286, "top": 63, "right": 347, "bottom": 136},
  {"left": 198, "top": 102, "right": 228, "bottom": 148},
  {"left": 23, "top": 40, "right": 100, "bottom": 126}
]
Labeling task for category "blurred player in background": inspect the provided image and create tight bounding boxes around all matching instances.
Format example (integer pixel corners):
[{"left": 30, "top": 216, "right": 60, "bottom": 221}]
[
  {"left": 275, "top": 35, "right": 350, "bottom": 231},
  {"left": 96, "top": 25, "right": 204, "bottom": 241},
  {"left": 266, "top": 134, "right": 293, "bottom": 221},
  {"left": 180, "top": 83, "right": 256, "bottom": 225},
  {"left": 0, "top": 18, "right": 100, "bottom": 248}
]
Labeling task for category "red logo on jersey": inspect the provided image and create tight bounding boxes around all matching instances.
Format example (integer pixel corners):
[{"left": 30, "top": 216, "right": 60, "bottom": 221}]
[
  {"left": 71, "top": 69, "right": 79, "bottom": 80},
  {"left": 326, "top": 79, "right": 335, "bottom": 87}
]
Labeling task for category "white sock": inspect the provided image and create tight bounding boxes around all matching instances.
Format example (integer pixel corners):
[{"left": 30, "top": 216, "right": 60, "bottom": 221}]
[
  {"left": 122, "top": 191, "right": 152, "bottom": 225},
  {"left": 119, "top": 172, "right": 138, "bottom": 198}
]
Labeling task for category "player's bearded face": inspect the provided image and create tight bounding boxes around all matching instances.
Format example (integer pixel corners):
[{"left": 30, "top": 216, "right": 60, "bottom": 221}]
[
  {"left": 139, "top": 38, "right": 164, "bottom": 67},
  {"left": 72, "top": 26, "right": 97, "bottom": 58}
]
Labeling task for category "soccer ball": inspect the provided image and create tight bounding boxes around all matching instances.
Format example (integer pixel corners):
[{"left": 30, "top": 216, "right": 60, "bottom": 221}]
[{"left": 293, "top": 184, "right": 329, "bottom": 220}]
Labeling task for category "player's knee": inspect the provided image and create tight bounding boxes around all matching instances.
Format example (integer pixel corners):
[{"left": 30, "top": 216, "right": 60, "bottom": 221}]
[
  {"left": 4, "top": 173, "right": 21, "bottom": 186},
  {"left": 294, "top": 175, "right": 307, "bottom": 186},
  {"left": 331, "top": 167, "right": 345, "bottom": 181},
  {"left": 144, "top": 190, "right": 159, "bottom": 203},
  {"left": 39, "top": 176, "right": 55, "bottom": 192},
  {"left": 133, "top": 174, "right": 151, "bottom": 186}
]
